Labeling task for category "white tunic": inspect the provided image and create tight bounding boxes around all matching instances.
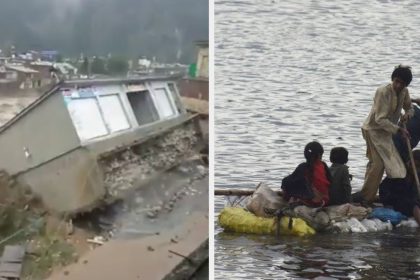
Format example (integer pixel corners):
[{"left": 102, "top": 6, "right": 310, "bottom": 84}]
[{"left": 362, "top": 83, "right": 414, "bottom": 178}]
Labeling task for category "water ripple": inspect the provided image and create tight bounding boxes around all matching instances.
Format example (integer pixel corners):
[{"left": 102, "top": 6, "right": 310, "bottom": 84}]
[{"left": 215, "top": 0, "right": 420, "bottom": 278}]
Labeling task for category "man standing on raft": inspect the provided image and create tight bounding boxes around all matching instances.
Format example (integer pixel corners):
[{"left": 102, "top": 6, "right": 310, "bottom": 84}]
[{"left": 355, "top": 65, "right": 414, "bottom": 204}]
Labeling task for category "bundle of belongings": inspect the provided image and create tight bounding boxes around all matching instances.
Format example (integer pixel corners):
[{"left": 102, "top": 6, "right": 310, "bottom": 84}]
[{"left": 218, "top": 183, "right": 419, "bottom": 237}]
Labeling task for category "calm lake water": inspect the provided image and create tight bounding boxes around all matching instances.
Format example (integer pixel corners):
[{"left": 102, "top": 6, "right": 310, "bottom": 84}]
[{"left": 215, "top": 0, "right": 420, "bottom": 279}]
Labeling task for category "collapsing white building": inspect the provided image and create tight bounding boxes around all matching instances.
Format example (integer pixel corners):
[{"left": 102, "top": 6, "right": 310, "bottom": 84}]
[
  {"left": 62, "top": 78, "right": 182, "bottom": 142},
  {"left": 0, "top": 75, "right": 204, "bottom": 213}
]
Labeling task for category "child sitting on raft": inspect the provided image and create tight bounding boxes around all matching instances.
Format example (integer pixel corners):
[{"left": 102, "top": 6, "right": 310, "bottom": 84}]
[
  {"left": 281, "top": 141, "right": 331, "bottom": 207},
  {"left": 329, "top": 147, "right": 352, "bottom": 205}
]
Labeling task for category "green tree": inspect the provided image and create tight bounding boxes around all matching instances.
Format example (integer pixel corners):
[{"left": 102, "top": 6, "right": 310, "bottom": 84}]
[
  {"left": 91, "top": 57, "right": 107, "bottom": 74},
  {"left": 79, "top": 57, "right": 89, "bottom": 75},
  {"left": 56, "top": 54, "right": 63, "bottom": 63},
  {"left": 107, "top": 56, "right": 128, "bottom": 75}
]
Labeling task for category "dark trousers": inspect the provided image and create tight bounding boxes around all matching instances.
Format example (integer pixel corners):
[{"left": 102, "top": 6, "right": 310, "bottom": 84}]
[{"left": 393, "top": 105, "right": 420, "bottom": 163}]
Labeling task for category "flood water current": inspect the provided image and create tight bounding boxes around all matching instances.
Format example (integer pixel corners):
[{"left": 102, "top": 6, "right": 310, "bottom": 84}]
[{"left": 214, "top": 1, "right": 420, "bottom": 279}]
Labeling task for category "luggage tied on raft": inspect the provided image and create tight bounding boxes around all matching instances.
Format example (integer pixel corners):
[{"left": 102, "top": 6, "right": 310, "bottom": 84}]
[
  {"left": 244, "top": 183, "right": 371, "bottom": 232},
  {"left": 218, "top": 183, "right": 417, "bottom": 236}
]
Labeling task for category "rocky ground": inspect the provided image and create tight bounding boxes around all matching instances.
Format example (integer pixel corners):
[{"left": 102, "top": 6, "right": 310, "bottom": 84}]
[{"left": 48, "top": 159, "right": 209, "bottom": 280}]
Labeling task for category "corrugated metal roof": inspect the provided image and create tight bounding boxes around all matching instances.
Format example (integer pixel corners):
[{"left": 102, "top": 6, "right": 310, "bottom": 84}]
[
  {"left": 63, "top": 74, "right": 182, "bottom": 87},
  {"left": 54, "top": 62, "right": 78, "bottom": 75},
  {"left": 30, "top": 61, "right": 53, "bottom": 67}
]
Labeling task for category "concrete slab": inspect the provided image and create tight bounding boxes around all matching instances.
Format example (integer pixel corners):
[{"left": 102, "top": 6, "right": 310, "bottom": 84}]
[
  {"left": 48, "top": 214, "right": 208, "bottom": 280},
  {"left": 0, "top": 262, "right": 22, "bottom": 278},
  {"left": 0, "top": 245, "right": 25, "bottom": 263},
  {"left": 0, "top": 245, "right": 25, "bottom": 279}
]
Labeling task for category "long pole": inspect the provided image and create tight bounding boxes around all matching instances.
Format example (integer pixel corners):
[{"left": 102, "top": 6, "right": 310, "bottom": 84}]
[
  {"left": 402, "top": 123, "right": 420, "bottom": 198},
  {"left": 214, "top": 189, "right": 282, "bottom": 196}
]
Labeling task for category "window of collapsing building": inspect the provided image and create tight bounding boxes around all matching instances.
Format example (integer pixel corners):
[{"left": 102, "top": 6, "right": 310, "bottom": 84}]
[
  {"left": 98, "top": 95, "right": 131, "bottom": 133},
  {"left": 151, "top": 88, "right": 177, "bottom": 118},
  {"left": 63, "top": 88, "right": 131, "bottom": 142},
  {"left": 127, "top": 90, "right": 160, "bottom": 126},
  {"left": 167, "top": 83, "right": 182, "bottom": 113},
  {"left": 67, "top": 97, "right": 109, "bottom": 140},
  {"left": 126, "top": 84, "right": 178, "bottom": 125}
]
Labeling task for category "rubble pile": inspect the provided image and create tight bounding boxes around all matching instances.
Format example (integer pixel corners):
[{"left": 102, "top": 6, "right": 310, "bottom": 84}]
[{"left": 101, "top": 123, "right": 199, "bottom": 197}]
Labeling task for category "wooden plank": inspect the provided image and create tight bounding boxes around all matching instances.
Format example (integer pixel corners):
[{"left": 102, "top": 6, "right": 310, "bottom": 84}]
[
  {"left": 214, "top": 188, "right": 381, "bottom": 203},
  {"left": 214, "top": 188, "right": 283, "bottom": 196}
]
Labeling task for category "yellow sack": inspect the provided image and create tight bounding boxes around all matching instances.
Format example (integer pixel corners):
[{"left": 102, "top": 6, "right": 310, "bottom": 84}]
[
  {"left": 279, "top": 214, "right": 316, "bottom": 237},
  {"left": 218, "top": 207, "right": 316, "bottom": 237}
]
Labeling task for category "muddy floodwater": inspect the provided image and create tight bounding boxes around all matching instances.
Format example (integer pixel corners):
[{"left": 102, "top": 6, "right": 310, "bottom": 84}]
[{"left": 215, "top": 0, "right": 420, "bottom": 279}]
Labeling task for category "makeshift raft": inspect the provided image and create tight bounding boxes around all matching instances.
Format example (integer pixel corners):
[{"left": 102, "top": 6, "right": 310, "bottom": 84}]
[{"left": 216, "top": 184, "right": 419, "bottom": 237}]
